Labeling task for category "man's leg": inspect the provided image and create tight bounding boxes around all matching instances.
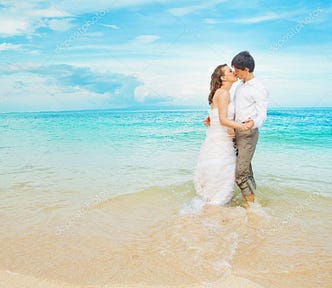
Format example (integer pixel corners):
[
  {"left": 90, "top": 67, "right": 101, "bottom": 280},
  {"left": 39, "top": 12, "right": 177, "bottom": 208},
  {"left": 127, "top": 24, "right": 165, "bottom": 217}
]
[
  {"left": 235, "top": 129, "right": 259, "bottom": 202},
  {"left": 249, "top": 164, "right": 256, "bottom": 189}
]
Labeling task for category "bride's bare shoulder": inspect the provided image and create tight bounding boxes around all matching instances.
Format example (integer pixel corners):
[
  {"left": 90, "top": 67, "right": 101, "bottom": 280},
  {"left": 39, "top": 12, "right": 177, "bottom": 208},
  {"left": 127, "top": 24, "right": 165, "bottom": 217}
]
[{"left": 214, "top": 88, "right": 230, "bottom": 99}]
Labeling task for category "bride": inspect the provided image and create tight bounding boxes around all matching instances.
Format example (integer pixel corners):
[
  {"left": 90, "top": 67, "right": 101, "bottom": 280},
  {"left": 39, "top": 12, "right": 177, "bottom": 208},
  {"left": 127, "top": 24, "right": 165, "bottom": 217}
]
[{"left": 194, "top": 64, "right": 249, "bottom": 205}]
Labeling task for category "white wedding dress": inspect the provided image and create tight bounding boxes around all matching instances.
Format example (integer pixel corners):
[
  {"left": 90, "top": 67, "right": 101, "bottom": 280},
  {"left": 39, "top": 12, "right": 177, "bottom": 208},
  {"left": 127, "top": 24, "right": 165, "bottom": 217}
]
[{"left": 194, "top": 104, "right": 236, "bottom": 205}]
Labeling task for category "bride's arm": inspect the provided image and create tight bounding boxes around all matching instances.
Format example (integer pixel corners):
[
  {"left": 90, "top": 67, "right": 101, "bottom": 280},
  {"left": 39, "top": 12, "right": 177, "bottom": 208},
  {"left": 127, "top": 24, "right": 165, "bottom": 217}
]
[
  {"left": 216, "top": 90, "right": 247, "bottom": 130},
  {"left": 203, "top": 116, "right": 210, "bottom": 126}
]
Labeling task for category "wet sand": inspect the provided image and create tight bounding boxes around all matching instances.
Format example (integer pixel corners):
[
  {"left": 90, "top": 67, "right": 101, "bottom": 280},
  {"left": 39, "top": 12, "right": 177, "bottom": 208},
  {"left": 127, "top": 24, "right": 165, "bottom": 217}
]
[
  {"left": 1, "top": 185, "right": 331, "bottom": 288},
  {"left": 0, "top": 270, "right": 267, "bottom": 288}
]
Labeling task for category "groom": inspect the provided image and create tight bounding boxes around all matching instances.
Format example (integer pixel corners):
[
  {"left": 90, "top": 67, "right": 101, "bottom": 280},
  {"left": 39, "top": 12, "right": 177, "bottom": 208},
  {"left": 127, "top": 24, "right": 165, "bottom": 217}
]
[
  {"left": 231, "top": 51, "right": 268, "bottom": 203},
  {"left": 205, "top": 51, "right": 268, "bottom": 203}
]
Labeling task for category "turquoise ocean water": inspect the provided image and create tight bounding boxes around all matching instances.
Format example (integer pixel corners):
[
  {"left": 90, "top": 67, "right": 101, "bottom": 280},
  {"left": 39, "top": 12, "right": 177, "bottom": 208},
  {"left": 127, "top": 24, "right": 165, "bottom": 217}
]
[
  {"left": 1, "top": 107, "right": 331, "bottom": 199},
  {"left": 0, "top": 107, "right": 331, "bottom": 287}
]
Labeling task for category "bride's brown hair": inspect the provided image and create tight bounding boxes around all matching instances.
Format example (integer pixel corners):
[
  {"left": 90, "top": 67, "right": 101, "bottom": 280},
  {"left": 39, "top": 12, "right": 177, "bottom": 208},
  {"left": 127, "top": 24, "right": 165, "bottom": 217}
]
[{"left": 208, "top": 64, "right": 227, "bottom": 105}]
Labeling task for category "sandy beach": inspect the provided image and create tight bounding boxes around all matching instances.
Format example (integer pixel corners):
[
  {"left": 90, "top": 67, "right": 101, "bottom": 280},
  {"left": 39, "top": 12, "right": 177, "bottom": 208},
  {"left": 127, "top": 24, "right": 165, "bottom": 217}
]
[
  {"left": 1, "top": 270, "right": 267, "bottom": 288},
  {"left": 1, "top": 188, "right": 331, "bottom": 288},
  {"left": 1, "top": 109, "right": 331, "bottom": 288}
]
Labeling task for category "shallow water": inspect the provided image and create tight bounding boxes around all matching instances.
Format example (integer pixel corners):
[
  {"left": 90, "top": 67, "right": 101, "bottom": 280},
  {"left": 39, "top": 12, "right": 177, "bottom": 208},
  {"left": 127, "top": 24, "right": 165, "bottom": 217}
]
[
  {"left": 1, "top": 184, "right": 331, "bottom": 287},
  {"left": 0, "top": 108, "right": 331, "bottom": 287}
]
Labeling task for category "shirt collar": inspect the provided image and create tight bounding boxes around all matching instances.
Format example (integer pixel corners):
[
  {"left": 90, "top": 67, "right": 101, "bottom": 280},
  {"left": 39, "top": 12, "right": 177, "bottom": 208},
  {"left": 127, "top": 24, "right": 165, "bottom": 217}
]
[{"left": 241, "top": 77, "right": 256, "bottom": 85}]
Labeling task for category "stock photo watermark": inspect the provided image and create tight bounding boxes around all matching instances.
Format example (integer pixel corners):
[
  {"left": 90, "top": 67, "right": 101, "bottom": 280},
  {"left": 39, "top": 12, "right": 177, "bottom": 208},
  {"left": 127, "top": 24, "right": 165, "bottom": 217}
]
[
  {"left": 55, "top": 190, "right": 108, "bottom": 236},
  {"left": 259, "top": 191, "right": 320, "bottom": 237},
  {"left": 55, "top": 9, "right": 109, "bottom": 53},
  {"left": 270, "top": 7, "right": 323, "bottom": 51}
]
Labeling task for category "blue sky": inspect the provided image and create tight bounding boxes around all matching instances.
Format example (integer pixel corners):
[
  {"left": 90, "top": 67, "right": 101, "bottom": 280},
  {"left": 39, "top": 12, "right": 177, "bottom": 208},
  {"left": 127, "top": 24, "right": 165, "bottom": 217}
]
[{"left": 0, "top": 0, "right": 331, "bottom": 112}]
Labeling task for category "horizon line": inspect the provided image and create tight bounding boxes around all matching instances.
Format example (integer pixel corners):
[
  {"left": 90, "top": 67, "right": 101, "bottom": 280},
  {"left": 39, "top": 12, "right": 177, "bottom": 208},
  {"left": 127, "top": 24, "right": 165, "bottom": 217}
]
[{"left": 1, "top": 105, "right": 332, "bottom": 115}]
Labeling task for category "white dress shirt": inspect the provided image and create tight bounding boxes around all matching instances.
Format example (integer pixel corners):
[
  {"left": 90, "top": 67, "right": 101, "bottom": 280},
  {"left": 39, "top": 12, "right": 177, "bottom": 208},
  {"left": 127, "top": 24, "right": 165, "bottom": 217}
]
[{"left": 234, "top": 77, "right": 268, "bottom": 129}]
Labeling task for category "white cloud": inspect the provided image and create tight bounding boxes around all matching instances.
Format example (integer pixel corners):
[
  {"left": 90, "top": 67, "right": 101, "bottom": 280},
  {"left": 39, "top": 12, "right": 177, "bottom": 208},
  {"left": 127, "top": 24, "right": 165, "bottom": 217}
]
[
  {"left": 133, "top": 35, "right": 160, "bottom": 44},
  {"left": 0, "top": 2, "right": 72, "bottom": 36},
  {"left": 0, "top": 0, "right": 163, "bottom": 15},
  {"left": 51, "top": 0, "right": 171, "bottom": 14},
  {"left": 26, "top": 7, "right": 71, "bottom": 18},
  {"left": 0, "top": 18, "right": 30, "bottom": 36},
  {"left": 168, "top": 4, "right": 205, "bottom": 17},
  {"left": 203, "top": 18, "right": 219, "bottom": 24},
  {"left": 0, "top": 64, "right": 173, "bottom": 112},
  {"left": 0, "top": 42, "right": 21, "bottom": 51},
  {"left": 168, "top": 1, "right": 227, "bottom": 17},
  {"left": 45, "top": 18, "right": 75, "bottom": 31},
  {"left": 0, "top": 76, "right": 106, "bottom": 112},
  {"left": 225, "top": 9, "right": 319, "bottom": 25},
  {"left": 63, "top": 43, "right": 332, "bottom": 108},
  {"left": 100, "top": 24, "right": 120, "bottom": 30},
  {"left": 228, "top": 13, "right": 281, "bottom": 24},
  {"left": 0, "top": 1, "right": 330, "bottom": 110},
  {"left": 1, "top": 47, "right": 331, "bottom": 112}
]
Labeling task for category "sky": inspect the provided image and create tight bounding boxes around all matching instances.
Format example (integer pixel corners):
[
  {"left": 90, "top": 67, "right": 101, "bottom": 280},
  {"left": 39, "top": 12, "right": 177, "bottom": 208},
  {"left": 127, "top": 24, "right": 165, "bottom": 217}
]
[{"left": 0, "top": 0, "right": 331, "bottom": 112}]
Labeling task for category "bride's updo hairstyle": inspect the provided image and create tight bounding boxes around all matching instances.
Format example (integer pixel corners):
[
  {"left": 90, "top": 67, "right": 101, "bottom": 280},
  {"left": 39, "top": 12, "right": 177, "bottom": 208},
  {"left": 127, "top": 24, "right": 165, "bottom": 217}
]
[{"left": 208, "top": 64, "right": 227, "bottom": 105}]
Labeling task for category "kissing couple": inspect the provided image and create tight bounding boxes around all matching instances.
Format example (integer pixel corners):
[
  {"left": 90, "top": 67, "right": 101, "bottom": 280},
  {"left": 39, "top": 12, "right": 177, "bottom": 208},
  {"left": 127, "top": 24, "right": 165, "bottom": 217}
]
[{"left": 194, "top": 51, "right": 268, "bottom": 206}]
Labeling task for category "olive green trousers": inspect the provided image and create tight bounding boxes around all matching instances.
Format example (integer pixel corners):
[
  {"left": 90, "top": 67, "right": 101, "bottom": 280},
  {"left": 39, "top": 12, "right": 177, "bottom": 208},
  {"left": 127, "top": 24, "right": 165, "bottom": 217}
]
[{"left": 235, "top": 128, "right": 259, "bottom": 196}]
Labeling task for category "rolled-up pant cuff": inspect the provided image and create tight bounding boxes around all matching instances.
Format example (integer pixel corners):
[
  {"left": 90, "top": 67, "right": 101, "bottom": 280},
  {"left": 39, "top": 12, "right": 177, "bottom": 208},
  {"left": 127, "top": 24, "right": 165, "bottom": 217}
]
[{"left": 236, "top": 179, "right": 256, "bottom": 196}]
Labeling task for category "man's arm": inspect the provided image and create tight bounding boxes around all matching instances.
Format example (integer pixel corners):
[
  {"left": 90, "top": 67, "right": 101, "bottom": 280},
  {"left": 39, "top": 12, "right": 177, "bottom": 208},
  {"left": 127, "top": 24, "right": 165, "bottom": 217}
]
[{"left": 251, "top": 86, "right": 268, "bottom": 128}]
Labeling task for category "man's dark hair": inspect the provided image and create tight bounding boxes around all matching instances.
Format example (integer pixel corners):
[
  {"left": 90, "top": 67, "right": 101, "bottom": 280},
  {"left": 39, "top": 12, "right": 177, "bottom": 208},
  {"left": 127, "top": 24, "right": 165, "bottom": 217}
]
[{"left": 231, "top": 51, "right": 255, "bottom": 72}]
